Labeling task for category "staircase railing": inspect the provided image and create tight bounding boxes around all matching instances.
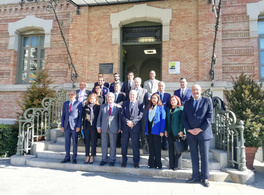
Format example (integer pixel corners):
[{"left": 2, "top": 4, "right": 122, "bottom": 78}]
[
  {"left": 16, "top": 89, "right": 67, "bottom": 155},
  {"left": 202, "top": 88, "right": 247, "bottom": 171}
]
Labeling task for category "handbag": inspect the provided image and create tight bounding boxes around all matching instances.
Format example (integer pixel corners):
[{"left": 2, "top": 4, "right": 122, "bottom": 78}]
[{"left": 174, "top": 136, "right": 188, "bottom": 154}]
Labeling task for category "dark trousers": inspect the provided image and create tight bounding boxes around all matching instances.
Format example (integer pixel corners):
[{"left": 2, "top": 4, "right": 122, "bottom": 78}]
[
  {"left": 64, "top": 125, "right": 78, "bottom": 160},
  {"left": 140, "top": 109, "right": 147, "bottom": 146},
  {"left": 162, "top": 135, "right": 168, "bottom": 149},
  {"left": 147, "top": 134, "right": 162, "bottom": 168},
  {"left": 116, "top": 132, "right": 122, "bottom": 147},
  {"left": 84, "top": 125, "right": 97, "bottom": 156},
  {"left": 168, "top": 135, "right": 182, "bottom": 169},
  {"left": 121, "top": 129, "right": 140, "bottom": 164},
  {"left": 188, "top": 137, "right": 210, "bottom": 180}
]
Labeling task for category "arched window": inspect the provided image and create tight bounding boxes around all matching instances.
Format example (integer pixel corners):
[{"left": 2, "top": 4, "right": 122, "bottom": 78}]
[{"left": 8, "top": 15, "right": 53, "bottom": 84}]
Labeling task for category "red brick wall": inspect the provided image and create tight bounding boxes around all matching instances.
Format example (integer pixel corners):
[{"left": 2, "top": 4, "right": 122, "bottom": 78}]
[
  {"left": 221, "top": 0, "right": 259, "bottom": 81},
  {"left": 69, "top": 0, "right": 218, "bottom": 83},
  {"left": 0, "top": 0, "right": 261, "bottom": 119}
]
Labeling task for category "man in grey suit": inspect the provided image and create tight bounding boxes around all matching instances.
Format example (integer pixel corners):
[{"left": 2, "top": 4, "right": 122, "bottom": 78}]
[
  {"left": 97, "top": 92, "right": 122, "bottom": 166},
  {"left": 143, "top": 70, "right": 160, "bottom": 100},
  {"left": 75, "top": 81, "right": 91, "bottom": 106}
]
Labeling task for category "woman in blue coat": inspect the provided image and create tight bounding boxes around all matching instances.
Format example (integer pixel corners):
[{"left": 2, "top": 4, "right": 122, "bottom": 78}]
[
  {"left": 145, "top": 93, "right": 166, "bottom": 169},
  {"left": 165, "top": 95, "right": 185, "bottom": 170}
]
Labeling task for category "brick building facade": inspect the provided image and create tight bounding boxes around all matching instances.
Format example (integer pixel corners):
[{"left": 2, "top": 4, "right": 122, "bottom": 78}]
[{"left": 0, "top": 0, "right": 263, "bottom": 122}]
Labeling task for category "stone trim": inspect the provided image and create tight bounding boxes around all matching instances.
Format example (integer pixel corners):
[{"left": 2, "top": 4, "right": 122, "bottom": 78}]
[
  {"left": 110, "top": 4, "right": 172, "bottom": 44},
  {"left": 8, "top": 15, "right": 53, "bottom": 50},
  {"left": 247, "top": 1, "right": 264, "bottom": 38}
]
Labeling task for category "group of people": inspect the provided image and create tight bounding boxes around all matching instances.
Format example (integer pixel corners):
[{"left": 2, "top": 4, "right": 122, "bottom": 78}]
[{"left": 60, "top": 70, "right": 214, "bottom": 187}]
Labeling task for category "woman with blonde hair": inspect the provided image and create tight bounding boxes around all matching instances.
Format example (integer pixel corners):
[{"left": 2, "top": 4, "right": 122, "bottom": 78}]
[{"left": 82, "top": 93, "right": 100, "bottom": 164}]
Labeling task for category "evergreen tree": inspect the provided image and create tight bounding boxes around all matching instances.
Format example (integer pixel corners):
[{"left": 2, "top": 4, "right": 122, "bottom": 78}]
[
  {"left": 224, "top": 73, "right": 264, "bottom": 147},
  {"left": 17, "top": 69, "right": 55, "bottom": 115}
]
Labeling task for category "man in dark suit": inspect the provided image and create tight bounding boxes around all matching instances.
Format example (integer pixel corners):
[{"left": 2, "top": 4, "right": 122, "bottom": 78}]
[
  {"left": 109, "top": 73, "right": 123, "bottom": 93},
  {"left": 121, "top": 90, "right": 143, "bottom": 168},
  {"left": 174, "top": 77, "right": 192, "bottom": 106},
  {"left": 182, "top": 84, "right": 214, "bottom": 187},
  {"left": 94, "top": 73, "right": 109, "bottom": 88},
  {"left": 121, "top": 71, "right": 135, "bottom": 100},
  {"left": 75, "top": 81, "right": 91, "bottom": 106},
  {"left": 156, "top": 81, "right": 171, "bottom": 150},
  {"left": 113, "top": 82, "right": 126, "bottom": 106},
  {"left": 92, "top": 77, "right": 109, "bottom": 96},
  {"left": 97, "top": 92, "right": 122, "bottom": 167},
  {"left": 133, "top": 77, "right": 149, "bottom": 148},
  {"left": 60, "top": 91, "right": 83, "bottom": 164}
]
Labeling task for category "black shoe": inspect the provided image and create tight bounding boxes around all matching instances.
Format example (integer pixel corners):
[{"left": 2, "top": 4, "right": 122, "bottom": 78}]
[
  {"left": 162, "top": 146, "right": 167, "bottom": 151},
  {"left": 148, "top": 166, "right": 154, "bottom": 169},
  {"left": 121, "top": 163, "right": 126, "bottom": 168},
  {"left": 134, "top": 163, "right": 139, "bottom": 168},
  {"left": 155, "top": 166, "right": 162, "bottom": 169},
  {"left": 99, "top": 161, "right": 107, "bottom": 166},
  {"left": 169, "top": 167, "right": 175, "bottom": 171},
  {"left": 186, "top": 178, "right": 201, "bottom": 183},
  {"left": 109, "top": 162, "right": 115, "bottom": 167},
  {"left": 72, "top": 160, "right": 77, "bottom": 164},
  {"left": 60, "top": 159, "right": 70, "bottom": 163},
  {"left": 201, "top": 179, "right": 210, "bottom": 187},
  {"left": 89, "top": 161, "right": 94, "bottom": 164}
]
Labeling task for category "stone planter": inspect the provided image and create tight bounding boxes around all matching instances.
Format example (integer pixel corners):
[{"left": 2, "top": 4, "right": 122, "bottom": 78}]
[{"left": 245, "top": 147, "right": 258, "bottom": 170}]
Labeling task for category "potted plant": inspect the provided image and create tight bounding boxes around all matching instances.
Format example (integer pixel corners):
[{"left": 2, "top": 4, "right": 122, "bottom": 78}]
[{"left": 224, "top": 73, "right": 264, "bottom": 170}]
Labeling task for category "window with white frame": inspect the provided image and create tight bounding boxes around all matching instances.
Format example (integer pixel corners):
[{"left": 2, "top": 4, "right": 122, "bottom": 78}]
[{"left": 19, "top": 35, "right": 45, "bottom": 83}]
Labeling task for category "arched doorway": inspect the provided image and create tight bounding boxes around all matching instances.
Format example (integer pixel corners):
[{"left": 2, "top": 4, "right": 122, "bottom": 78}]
[{"left": 121, "top": 22, "right": 162, "bottom": 84}]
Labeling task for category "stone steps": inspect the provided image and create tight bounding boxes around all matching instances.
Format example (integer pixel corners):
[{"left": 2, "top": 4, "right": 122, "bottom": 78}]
[
  {"left": 11, "top": 128, "right": 254, "bottom": 184},
  {"left": 36, "top": 150, "right": 221, "bottom": 170},
  {"left": 24, "top": 157, "right": 229, "bottom": 182},
  {"left": 46, "top": 141, "right": 214, "bottom": 159}
]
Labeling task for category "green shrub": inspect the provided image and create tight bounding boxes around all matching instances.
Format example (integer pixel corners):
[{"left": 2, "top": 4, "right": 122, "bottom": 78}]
[
  {"left": 0, "top": 124, "right": 18, "bottom": 157},
  {"left": 224, "top": 73, "right": 264, "bottom": 147}
]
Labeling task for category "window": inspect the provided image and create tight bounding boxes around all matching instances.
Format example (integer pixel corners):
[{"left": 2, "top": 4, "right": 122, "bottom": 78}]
[
  {"left": 19, "top": 35, "right": 45, "bottom": 83},
  {"left": 258, "top": 19, "right": 264, "bottom": 81}
]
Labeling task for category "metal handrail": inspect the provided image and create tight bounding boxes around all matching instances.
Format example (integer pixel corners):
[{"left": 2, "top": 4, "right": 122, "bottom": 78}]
[
  {"left": 16, "top": 89, "right": 66, "bottom": 155},
  {"left": 202, "top": 88, "right": 246, "bottom": 171},
  {"left": 213, "top": 99, "right": 247, "bottom": 171}
]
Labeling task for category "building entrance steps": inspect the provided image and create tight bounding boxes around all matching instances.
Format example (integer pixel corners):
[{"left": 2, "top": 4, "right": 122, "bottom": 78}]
[{"left": 10, "top": 129, "right": 255, "bottom": 184}]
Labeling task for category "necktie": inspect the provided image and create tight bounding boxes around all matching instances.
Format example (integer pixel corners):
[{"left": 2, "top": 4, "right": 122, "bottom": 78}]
[
  {"left": 160, "top": 93, "right": 163, "bottom": 101},
  {"left": 108, "top": 105, "right": 112, "bottom": 116},
  {"left": 151, "top": 80, "right": 153, "bottom": 89},
  {"left": 69, "top": 101, "right": 72, "bottom": 113},
  {"left": 115, "top": 93, "right": 118, "bottom": 102},
  {"left": 128, "top": 81, "right": 131, "bottom": 89},
  {"left": 193, "top": 100, "right": 197, "bottom": 110},
  {"left": 130, "top": 102, "right": 134, "bottom": 113},
  {"left": 181, "top": 89, "right": 184, "bottom": 99}
]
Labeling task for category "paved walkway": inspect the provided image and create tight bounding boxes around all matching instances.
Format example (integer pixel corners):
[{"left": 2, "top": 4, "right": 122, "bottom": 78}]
[{"left": 0, "top": 158, "right": 263, "bottom": 195}]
